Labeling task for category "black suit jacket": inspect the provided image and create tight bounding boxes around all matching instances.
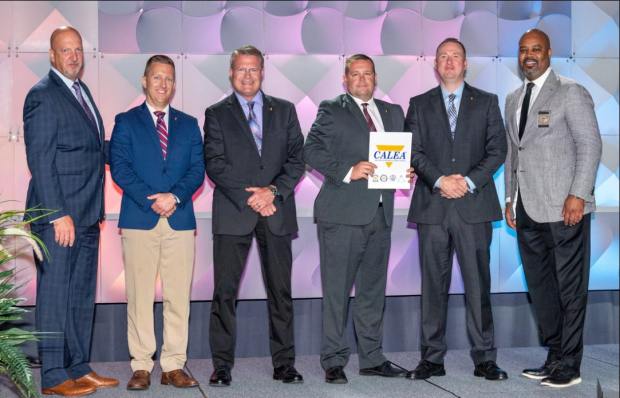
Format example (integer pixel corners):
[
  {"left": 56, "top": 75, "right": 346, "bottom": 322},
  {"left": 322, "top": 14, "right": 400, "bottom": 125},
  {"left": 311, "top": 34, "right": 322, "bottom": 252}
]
[
  {"left": 24, "top": 70, "right": 105, "bottom": 226},
  {"left": 304, "top": 94, "right": 405, "bottom": 227},
  {"left": 406, "top": 83, "right": 506, "bottom": 224},
  {"left": 204, "top": 92, "right": 304, "bottom": 236}
]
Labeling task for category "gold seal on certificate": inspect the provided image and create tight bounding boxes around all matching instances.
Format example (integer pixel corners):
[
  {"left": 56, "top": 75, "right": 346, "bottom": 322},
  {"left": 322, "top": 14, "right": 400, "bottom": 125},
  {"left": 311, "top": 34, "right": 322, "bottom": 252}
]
[{"left": 368, "top": 132, "right": 412, "bottom": 189}]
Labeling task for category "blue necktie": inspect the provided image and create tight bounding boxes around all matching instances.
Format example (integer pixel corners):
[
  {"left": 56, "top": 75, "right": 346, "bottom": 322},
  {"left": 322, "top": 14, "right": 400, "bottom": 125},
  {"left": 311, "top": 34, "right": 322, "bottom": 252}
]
[
  {"left": 447, "top": 93, "right": 457, "bottom": 139},
  {"left": 247, "top": 101, "right": 262, "bottom": 154}
]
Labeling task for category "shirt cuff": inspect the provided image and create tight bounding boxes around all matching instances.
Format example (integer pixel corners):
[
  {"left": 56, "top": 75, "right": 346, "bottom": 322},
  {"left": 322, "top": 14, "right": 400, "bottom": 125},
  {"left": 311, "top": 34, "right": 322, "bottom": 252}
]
[
  {"left": 343, "top": 167, "right": 353, "bottom": 184},
  {"left": 172, "top": 194, "right": 181, "bottom": 204},
  {"left": 464, "top": 176, "right": 476, "bottom": 193},
  {"left": 433, "top": 176, "right": 443, "bottom": 190}
]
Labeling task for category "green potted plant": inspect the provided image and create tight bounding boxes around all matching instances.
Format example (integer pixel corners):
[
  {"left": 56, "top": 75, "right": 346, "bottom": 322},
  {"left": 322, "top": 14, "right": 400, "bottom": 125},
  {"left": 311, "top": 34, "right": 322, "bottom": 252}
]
[{"left": 0, "top": 206, "right": 50, "bottom": 398}]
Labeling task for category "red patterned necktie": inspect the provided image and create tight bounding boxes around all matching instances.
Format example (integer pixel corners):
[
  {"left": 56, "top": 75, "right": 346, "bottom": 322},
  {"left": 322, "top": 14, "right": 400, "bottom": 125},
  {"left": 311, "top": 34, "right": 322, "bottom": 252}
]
[
  {"left": 361, "top": 103, "right": 377, "bottom": 132},
  {"left": 154, "top": 111, "right": 168, "bottom": 159}
]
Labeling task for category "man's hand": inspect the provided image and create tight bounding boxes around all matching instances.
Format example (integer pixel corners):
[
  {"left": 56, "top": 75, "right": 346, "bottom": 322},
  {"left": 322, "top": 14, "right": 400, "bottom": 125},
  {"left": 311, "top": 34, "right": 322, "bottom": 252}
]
[
  {"left": 258, "top": 203, "right": 277, "bottom": 217},
  {"left": 147, "top": 193, "right": 177, "bottom": 217},
  {"left": 52, "top": 215, "right": 75, "bottom": 247},
  {"left": 246, "top": 187, "right": 275, "bottom": 212},
  {"left": 505, "top": 206, "right": 516, "bottom": 229},
  {"left": 351, "top": 161, "right": 377, "bottom": 180},
  {"left": 562, "top": 194, "right": 585, "bottom": 226},
  {"left": 406, "top": 167, "right": 416, "bottom": 183},
  {"left": 439, "top": 174, "right": 468, "bottom": 199}
]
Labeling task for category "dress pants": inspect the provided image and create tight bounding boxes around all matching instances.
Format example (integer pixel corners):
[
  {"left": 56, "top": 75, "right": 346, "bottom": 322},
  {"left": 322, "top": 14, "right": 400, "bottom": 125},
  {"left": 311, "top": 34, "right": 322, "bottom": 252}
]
[
  {"left": 122, "top": 218, "right": 195, "bottom": 372},
  {"left": 417, "top": 204, "right": 496, "bottom": 365},
  {"left": 33, "top": 222, "right": 100, "bottom": 389},
  {"left": 209, "top": 217, "right": 295, "bottom": 369},
  {"left": 319, "top": 206, "right": 390, "bottom": 370},
  {"left": 516, "top": 198, "right": 591, "bottom": 371}
]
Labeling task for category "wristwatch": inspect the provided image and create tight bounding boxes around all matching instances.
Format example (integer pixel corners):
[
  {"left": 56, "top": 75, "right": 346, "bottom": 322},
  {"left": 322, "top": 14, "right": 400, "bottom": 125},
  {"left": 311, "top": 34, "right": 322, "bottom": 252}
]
[{"left": 269, "top": 185, "right": 282, "bottom": 200}]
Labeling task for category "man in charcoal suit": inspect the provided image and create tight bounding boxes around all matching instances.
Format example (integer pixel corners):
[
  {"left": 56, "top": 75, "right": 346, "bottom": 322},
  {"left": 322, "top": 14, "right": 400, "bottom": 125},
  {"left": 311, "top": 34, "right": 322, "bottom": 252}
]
[
  {"left": 504, "top": 29, "right": 601, "bottom": 388},
  {"left": 204, "top": 45, "right": 305, "bottom": 386},
  {"left": 406, "top": 38, "right": 508, "bottom": 381}
]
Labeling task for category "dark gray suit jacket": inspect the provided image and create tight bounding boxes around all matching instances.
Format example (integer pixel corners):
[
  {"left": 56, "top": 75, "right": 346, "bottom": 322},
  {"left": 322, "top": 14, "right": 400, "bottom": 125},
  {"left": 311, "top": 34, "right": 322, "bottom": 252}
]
[
  {"left": 204, "top": 92, "right": 305, "bottom": 236},
  {"left": 304, "top": 94, "right": 405, "bottom": 227},
  {"left": 406, "top": 83, "right": 506, "bottom": 225}
]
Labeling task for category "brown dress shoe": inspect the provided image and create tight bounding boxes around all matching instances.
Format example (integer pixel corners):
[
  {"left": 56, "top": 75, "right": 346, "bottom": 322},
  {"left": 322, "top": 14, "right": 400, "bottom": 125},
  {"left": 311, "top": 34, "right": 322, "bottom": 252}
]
[
  {"left": 75, "top": 371, "right": 119, "bottom": 389},
  {"left": 126, "top": 370, "right": 151, "bottom": 390},
  {"left": 42, "top": 379, "right": 96, "bottom": 396},
  {"left": 161, "top": 369, "right": 199, "bottom": 388}
]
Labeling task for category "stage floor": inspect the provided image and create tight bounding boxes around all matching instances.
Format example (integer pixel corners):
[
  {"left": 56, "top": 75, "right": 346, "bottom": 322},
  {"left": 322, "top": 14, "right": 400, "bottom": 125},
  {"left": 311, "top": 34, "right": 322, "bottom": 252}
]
[{"left": 1, "top": 345, "right": 618, "bottom": 397}]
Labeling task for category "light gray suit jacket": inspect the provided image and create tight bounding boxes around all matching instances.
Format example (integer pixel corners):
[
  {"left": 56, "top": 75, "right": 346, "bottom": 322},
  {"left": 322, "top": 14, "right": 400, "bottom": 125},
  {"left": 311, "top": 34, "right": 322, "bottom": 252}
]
[{"left": 504, "top": 69, "right": 602, "bottom": 223}]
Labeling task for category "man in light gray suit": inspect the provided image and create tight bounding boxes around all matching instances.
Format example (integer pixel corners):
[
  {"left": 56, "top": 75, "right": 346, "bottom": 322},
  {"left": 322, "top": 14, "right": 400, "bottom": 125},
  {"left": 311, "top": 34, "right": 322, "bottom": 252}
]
[
  {"left": 504, "top": 29, "right": 602, "bottom": 389},
  {"left": 304, "top": 54, "right": 411, "bottom": 384}
]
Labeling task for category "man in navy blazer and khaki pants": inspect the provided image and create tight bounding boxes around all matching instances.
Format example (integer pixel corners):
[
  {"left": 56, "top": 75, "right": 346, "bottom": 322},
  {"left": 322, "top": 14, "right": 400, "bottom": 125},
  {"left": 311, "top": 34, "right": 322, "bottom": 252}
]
[
  {"left": 24, "top": 26, "right": 118, "bottom": 396},
  {"left": 110, "top": 55, "right": 204, "bottom": 390}
]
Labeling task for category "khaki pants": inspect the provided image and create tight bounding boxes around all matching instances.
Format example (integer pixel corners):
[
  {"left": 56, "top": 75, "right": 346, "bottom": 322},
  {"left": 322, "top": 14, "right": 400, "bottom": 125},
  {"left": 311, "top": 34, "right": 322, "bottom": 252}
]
[{"left": 121, "top": 218, "right": 195, "bottom": 372}]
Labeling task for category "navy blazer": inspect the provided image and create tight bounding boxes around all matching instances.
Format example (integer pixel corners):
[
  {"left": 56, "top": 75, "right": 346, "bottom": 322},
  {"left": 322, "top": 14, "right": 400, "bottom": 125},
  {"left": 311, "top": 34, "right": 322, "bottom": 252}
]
[
  {"left": 24, "top": 71, "right": 105, "bottom": 226},
  {"left": 204, "top": 92, "right": 305, "bottom": 236},
  {"left": 110, "top": 103, "right": 205, "bottom": 230},
  {"left": 406, "top": 83, "right": 507, "bottom": 224}
]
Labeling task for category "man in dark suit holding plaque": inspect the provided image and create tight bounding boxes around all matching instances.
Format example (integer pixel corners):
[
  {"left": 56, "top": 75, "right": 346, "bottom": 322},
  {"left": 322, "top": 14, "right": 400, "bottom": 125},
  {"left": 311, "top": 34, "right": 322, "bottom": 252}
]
[
  {"left": 304, "top": 54, "right": 409, "bottom": 384},
  {"left": 406, "top": 38, "right": 508, "bottom": 381},
  {"left": 204, "top": 45, "right": 305, "bottom": 386}
]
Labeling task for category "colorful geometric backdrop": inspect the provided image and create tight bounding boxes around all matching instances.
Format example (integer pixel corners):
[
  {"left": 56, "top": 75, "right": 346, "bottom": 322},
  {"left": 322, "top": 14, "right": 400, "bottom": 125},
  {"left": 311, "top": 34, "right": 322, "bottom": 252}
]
[{"left": 0, "top": 1, "right": 617, "bottom": 304}]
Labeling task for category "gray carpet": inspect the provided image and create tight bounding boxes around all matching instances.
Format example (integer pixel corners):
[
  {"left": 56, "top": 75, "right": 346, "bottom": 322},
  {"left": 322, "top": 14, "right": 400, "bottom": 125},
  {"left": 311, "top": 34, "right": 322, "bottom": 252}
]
[{"left": 1, "top": 345, "right": 618, "bottom": 398}]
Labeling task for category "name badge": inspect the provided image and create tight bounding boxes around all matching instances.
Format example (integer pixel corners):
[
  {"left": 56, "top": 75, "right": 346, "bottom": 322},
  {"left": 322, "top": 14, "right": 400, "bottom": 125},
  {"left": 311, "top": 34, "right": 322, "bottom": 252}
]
[{"left": 538, "top": 111, "right": 550, "bottom": 127}]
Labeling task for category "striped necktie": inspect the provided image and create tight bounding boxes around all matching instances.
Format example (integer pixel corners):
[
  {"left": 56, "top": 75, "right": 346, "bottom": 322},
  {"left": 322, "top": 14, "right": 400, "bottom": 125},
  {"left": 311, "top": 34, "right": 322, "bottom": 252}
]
[
  {"left": 154, "top": 111, "right": 168, "bottom": 159},
  {"left": 247, "top": 101, "right": 262, "bottom": 154},
  {"left": 361, "top": 103, "right": 377, "bottom": 132},
  {"left": 72, "top": 81, "right": 98, "bottom": 130},
  {"left": 447, "top": 93, "right": 457, "bottom": 139}
]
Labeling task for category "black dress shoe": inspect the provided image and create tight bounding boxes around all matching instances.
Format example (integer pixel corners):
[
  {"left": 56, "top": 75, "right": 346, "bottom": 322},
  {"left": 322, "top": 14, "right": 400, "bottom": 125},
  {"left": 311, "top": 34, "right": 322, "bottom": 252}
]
[
  {"left": 541, "top": 365, "right": 581, "bottom": 388},
  {"left": 522, "top": 361, "right": 560, "bottom": 380},
  {"left": 209, "top": 367, "right": 231, "bottom": 387},
  {"left": 273, "top": 365, "right": 304, "bottom": 384},
  {"left": 474, "top": 361, "right": 508, "bottom": 380},
  {"left": 360, "top": 361, "right": 407, "bottom": 377},
  {"left": 325, "top": 366, "right": 348, "bottom": 384},
  {"left": 407, "top": 360, "right": 446, "bottom": 380}
]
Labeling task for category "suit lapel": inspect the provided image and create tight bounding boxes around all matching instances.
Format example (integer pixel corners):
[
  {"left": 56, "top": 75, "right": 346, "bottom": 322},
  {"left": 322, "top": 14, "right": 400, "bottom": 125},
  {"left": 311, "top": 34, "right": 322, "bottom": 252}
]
[
  {"left": 262, "top": 93, "right": 274, "bottom": 151},
  {"left": 522, "top": 70, "right": 559, "bottom": 143},
  {"left": 49, "top": 71, "right": 101, "bottom": 143},
  {"left": 226, "top": 94, "right": 261, "bottom": 156},
  {"left": 344, "top": 94, "right": 371, "bottom": 134},
  {"left": 166, "top": 107, "right": 180, "bottom": 161},
  {"left": 430, "top": 87, "right": 452, "bottom": 141},
  {"left": 137, "top": 102, "right": 165, "bottom": 164},
  {"left": 506, "top": 91, "right": 520, "bottom": 143},
  {"left": 375, "top": 100, "right": 392, "bottom": 131},
  {"left": 454, "top": 84, "right": 473, "bottom": 142}
]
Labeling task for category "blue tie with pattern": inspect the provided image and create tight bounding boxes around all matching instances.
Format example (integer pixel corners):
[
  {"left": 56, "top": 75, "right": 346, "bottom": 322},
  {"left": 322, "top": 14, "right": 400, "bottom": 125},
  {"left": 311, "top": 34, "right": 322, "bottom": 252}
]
[
  {"left": 247, "top": 101, "right": 262, "bottom": 155},
  {"left": 447, "top": 93, "right": 457, "bottom": 140}
]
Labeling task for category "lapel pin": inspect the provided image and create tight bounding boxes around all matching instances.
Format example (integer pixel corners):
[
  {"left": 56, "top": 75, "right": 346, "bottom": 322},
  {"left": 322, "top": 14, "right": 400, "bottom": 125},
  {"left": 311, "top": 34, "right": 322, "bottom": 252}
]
[{"left": 269, "top": 107, "right": 273, "bottom": 111}]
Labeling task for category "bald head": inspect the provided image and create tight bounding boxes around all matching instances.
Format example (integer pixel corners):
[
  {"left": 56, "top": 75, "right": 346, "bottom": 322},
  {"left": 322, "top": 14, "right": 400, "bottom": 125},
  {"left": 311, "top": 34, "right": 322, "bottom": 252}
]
[
  {"left": 519, "top": 29, "right": 551, "bottom": 49},
  {"left": 49, "top": 26, "right": 84, "bottom": 81},
  {"left": 518, "top": 28, "right": 552, "bottom": 81}
]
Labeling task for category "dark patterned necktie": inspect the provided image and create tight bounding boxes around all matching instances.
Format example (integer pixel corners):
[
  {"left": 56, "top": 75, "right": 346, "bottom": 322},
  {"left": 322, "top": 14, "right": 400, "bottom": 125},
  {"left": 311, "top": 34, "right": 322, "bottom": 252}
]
[
  {"left": 154, "top": 111, "right": 168, "bottom": 159},
  {"left": 447, "top": 93, "right": 457, "bottom": 139},
  {"left": 361, "top": 103, "right": 377, "bottom": 132},
  {"left": 72, "top": 81, "right": 97, "bottom": 130},
  {"left": 247, "top": 101, "right": 262, "bottom": 154},
  {"left": 518, "top": 82, "right": 535, "bottom": 140}
]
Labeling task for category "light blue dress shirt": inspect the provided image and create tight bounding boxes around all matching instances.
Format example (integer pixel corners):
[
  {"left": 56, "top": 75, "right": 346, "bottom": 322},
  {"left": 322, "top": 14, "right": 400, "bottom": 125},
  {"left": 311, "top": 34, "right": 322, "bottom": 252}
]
[{"left": 235, "top": 90, "right": 263, "bottom": 136}]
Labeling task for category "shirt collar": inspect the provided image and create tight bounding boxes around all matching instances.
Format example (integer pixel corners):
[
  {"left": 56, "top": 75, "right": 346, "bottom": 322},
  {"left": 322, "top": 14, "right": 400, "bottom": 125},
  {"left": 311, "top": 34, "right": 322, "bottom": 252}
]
[
  {"left": 51, "top": 66, "right": 79, "bottom": 89},
  {"left": 348, "top": 94, "right": 376, "bottom": 108},
  {"left": 145, "top": 101, "right": 170, "bottom": 117},
  {"left": 524, "top": 67, "right": 552, "bottom": 89},
  {"left": 440, "top": 82, "right": 465, "bottom": 101},
  {"left": 235, "top": 90, "right": 263, "bottom": 107}
]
